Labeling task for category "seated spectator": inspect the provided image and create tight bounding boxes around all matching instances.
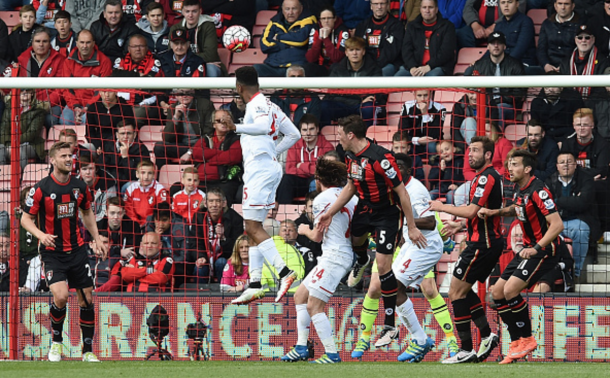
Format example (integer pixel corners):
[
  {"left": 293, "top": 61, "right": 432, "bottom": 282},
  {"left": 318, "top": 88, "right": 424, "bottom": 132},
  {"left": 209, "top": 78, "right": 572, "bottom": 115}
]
[
  {"left": 545, "top": 151, "right": 594, "bottom": 283},
  {"left": 191, "top": 109, "right": 243, "bottom": 204},
  {"left": 122, "top": 232, "right": 175, "bottom": 292},
  {"left": 256, "top": 0, "right": 317, "bottom": 77},
  {"left": 305, "top": 5, "right": 349, "bottom": 76},
  {"left": 8, "top": 27, "right": 65, "bottom": 129},
  {"left": 428, "top": 140, "right": 465, "bottom": 204},
  {"left": 219, "top": 234, "right": 251, "bottom": 293},
  {"left": 97, "top": 196, "right": 142, "bottom": 258},
  {"left": 321, "top": 36, "right": 385, "bottom": 127},
  {"left": 124, "top": 160, "right": 168, "bottom": 226},
  {"left": 560, "top": 24, "right": 608, "bottom": 98},
  {"left": 87, "top": 88, "right": 136, "bottom": 150},
  {"left": 65, "top": 0, "right": 105, "bottom": 32},
  {"left": 399, "top": 89, "right": 445, "bottom": 157},
  {"left": 515, "top": 120, "right": 559, "bottom": 182},
  {"left": 0, "top": 234, "right": 28, "bottom": 291},
  {"left": 0, "top": 89, "right": 47, "bottom": 168},
  {"left": 588, "top": 0, "right": 610, "bottom": 58},
  {"left": 145, "top": 202, "right": 173, "bottom": 255},
  {"left": 494, "top": 0, "right": 539, "bottom": 74},
  {"left": 20, "top": 254, "right": 44, "bottom": 293},
  {"left": 469, "top": 31, "right": 525, "bottom": 129},
  {"left": 201, "top": 187, "right": 244, "bottom": 281},
  {"left": 463, "top": 120, "right": 513, "bottom": 181},
  {"left": 160, "top": 0, "right": 184, "bottom": 26},
  {"left": 137, "top": 2, "right": 170, "bottom": 57},
  {"left": 51, "top": 11, "right": 77, "bottom": 57},
  {"left": 88, "top": 230, "right": 123, "bottom": 292},
  {"left": 396, "top": 0, "right": 456, "bottom": 77},
  {"left": 201, "top": 0, "right": 256, "bottom": 41},
  {"left": 171, "top": 167, "right": 205, "bottom": 223},
  {"left": 8, "top": 5, "right": 40, "bottom": 62},
  {"left": 114, "top": 34, "right": 165, "bottom": 127},
  {"left": 270, "top": 65, "right": 322, "bottom": 125},
  {"left": 101, "top": 122, "right": 150, "bottom": 189},
  {"left": 436, "top": 0, "right": 467, "bottom": 29},
  {"left": 169, "top": 0, "right": 226, "bottom": 77},
  {"left": 261, "top": 219, "right": 305, "bottom": 292},
  {"left": 220, "top": 93, "right": 246, "bottom": 124},
  {"left": 0, "top": 18, "right": 8, "bottom": 62},
  {"left": 34, "top": 0, "right": 65, "bottom": 29},
  {"left": 61, "top": 30, "right": 113, "bottom": 126},
  {"left": 538, "top": 0, "right": 580, "bottom": 73},
  {"left": 456, "top": 0, "right": 502, "bottom": 48},
  {"left": 354, "top": 0, "right": 403, "bottom": 76},
  {"left": 389, "top": 0, "right": 420, "bottom": 24},
  {"left": 90, "top": 0, "right": 139, "bottom": 63},
  {"left": 153, "top": 88, "right": 214, "bottom": 169},
  {"left": 335, "top": 0, "right": 372, "bottom": 31},
  {"left": 451, "top": 90, "right": 479, "bottom": 152},
  {"left": 277, "top": 114, "right": 333, "bottom": 204},
  {"left": 390, "top": 131, "right": 425, "bottom": 181},
  {"left": 78, "top": 155, "right": 118, "bottom": 222},
  {"left": 294, "top": 191, "right": 322, "bottom": 276},
  {"left": 531, "top": 84, "right": 584, "bottom": 142}
]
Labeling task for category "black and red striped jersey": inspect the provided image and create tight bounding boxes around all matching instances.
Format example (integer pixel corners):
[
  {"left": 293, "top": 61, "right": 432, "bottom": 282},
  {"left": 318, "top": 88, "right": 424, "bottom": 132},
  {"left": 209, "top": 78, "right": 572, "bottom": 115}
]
[
  {"left": 467, "top": 164, "right": 503, "bottom": 246},
  {"left": 345, "top": 141, "right": 403, "bottom": 209},
  {"left": 513, "top": 176, "right": 560, "bottom": 255},
  {"left": 24, "top": 174, "right": 92, "bottom": 253}
]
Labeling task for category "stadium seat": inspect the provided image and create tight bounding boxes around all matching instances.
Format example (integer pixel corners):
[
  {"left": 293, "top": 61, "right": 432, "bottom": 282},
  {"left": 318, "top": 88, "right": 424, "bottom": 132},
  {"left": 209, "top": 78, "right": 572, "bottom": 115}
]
[
  {"left": 320, "top": 125, "right": 339, "bottom": 146},
  {"left": 454, "top": 48, "right": 486, "bottom": 75},
  {"left": 368, "top": 125, "right": 397, "bottom": 144},
  {"left": 139, "top": 125, "right": 164, "bottom": 152},
  {"left": 0, "top": 11, "right": 20, "bottom": 29},
  {"left": 0, "top": 165, "right": 11, "bottom": 191},
  {"left": 158, "top": 164, "right": 193, "bottom": 189},
  {"left": 253, "top": 10, "right": 277, "bottom": 36},
  {"left": 504, "top": 123, "right": 527, "bottom": 143},
  {"left": 229, "top": 48, "right": 266, "bottom": 75},
  {"left": 276, "top": 204, "right": 302, "bottom": 221},
  {"left": 232, "top": 204, "right": 242, "bottom": 214},
  {"left": 217, "top": 48, "right": 231, "bottom": 70},
  {"left": 46, "top": 125, "right": 87, "bottom": 150},
  {"left": 252, "top": 35, "right": 261, "bottom": 49},
  {"left": 22, "top": 164, "right": 50, "bottom": 190},
  {"left": 0, "top": 192, "right": 11, "bottom": 214},
  {"left": 527, "top": 9, "right": 546, "bottom": 36}
]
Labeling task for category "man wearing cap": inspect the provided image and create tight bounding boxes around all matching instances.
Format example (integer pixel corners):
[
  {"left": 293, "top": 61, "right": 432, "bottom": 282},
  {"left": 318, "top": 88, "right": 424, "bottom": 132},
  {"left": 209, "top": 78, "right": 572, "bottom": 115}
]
[
  {"left": 468, "top": 31, "right": 526, "bottom": 130},
  {"left": 158, "top": 27, "right": 206, "bottom": 79},
  {"left": 560, "top": 24, "right": 609, "bottom": 98},
  {"left": 537, "top": 0, "right": 581, "bottom": 74},
  {"left": 493, "top": 0, "right": 539, "bottom": 74}
]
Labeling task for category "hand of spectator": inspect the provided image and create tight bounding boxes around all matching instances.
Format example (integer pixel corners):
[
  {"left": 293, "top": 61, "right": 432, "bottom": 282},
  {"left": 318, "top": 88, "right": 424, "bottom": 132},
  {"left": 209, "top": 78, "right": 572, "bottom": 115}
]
[
  {"left": 594, "top": 174, "right": 606, "bottom": 181},
  {"left": 471, "top": 22, "right": 485, "bottom": 39},
  {"left": 210, "top": 62, "right": 222, "bottom": 68},
  {"left": 410, "top": 67, "right": 424, "bottom": 77},
  {"left": 519, "top": 247, "right": 536, "bottom": 260},
  {"left": 440, "top": 220, "right": 462, "bottom": 237},
  {"left": 196, "top": 257, "right": 207, "bottom": 268},
  {"left": 440, "top": 159, "right": 446, "bottom": 171},
  {"left": 160, "top": 101, "right": 170, "bottom": 115},
  {"left": 19, "top": 286, "right": 31, "bottom": 293},
  {"left": 121, "top": 247, "right": 135, "bottom": 260},
  {"left": 320, "top": 27, "right": 331, "bottom": 39},
  {"left": 362, "top": 95, "right": 375, "bottom": 103},
  {"left": 40, "top": 234, "right": 57, "bottom": 248},
  {"left": 119, "top": 141, "right": 129, "bottom": 158},
  {"left": 96, "top": 147, "right": 103, "bottom": 156},
  {"left": 420, "top": 65, "right": 431, "bottom": 75},
  {"left": 215, "top": 224, "right": 225, "bottom": 239},
  {"left": 448, "top": 184, "right": 458, "bottom": 191},
  {"left": 418, "top": 136, "right": 435, "bottom": 144},
  {"left": 174, "top": 103, "right": 187, "bottom": 117},
  {"left": 544, "top": 64, "right": 559, "bottom": 73},
  {"left": 484, "top": 24, "right": 495, "bottom": 38},
  {"left": 180, "top": 151, "right": 192, "bottom": 163},
  {"left": 416, "top": 100, "right": 429, "bottom": 113}
]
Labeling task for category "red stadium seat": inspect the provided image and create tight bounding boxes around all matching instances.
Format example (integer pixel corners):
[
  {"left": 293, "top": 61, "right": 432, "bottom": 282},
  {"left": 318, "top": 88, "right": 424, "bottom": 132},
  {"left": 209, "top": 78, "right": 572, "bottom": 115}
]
[
  {"left": 321, "top": 125, "right": 339, "bottom": 147},
  {"left": 504, "top": 123, "right": 527, "bottom": 143},
  {"left": 253, "top": 10, "right": 277, "bottom": 36},
  {"left": 158, "top": 164, "right": 193, "bottom": 190},
  {"left": 0, "top": 165, "right": 11, "bottom": 192},
  {"left": 527, "top": 9, "right": 547, "bottom": 36},
  {"left": 139, "top": 125, "right": 164, "bottom": 152},
  {"left": 368, "top": 125, "right": 397, "bottom": 144},
  {"left": 454, "top": 48, "right": 486, "bottom": 75},
  {"left": 228, "top": 48, "right": 266, "bottom": 75},
  {"left": 22, "top": 164, "right": 50, "bottom": 190},
  {"left": 217, "top": 48, "right": 232, "bottom": 70},
  {"left": 0, "top": 11, "right": 20, "bottom": 30},
  {"left": 45, "top": 125, "right": 88, "bottom": 150}
]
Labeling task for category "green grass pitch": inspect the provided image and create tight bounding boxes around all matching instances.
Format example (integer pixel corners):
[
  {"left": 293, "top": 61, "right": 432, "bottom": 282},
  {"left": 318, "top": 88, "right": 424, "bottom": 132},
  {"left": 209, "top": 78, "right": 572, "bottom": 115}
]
[{"left": 0, "top": 361, "right": 606, "bottom": 378}]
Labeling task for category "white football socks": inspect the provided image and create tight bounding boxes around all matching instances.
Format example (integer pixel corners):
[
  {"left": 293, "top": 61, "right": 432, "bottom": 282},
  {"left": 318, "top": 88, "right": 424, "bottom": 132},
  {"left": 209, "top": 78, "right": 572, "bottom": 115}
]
[
  {"left": 248, "top": 246, "right": 263, "bottom": 283},
  {"left": 397, "top": 298, "right": 427, "bottom": 345},
  {"left": 311, "top": 312, "right": 337, "bottom": 354},
  {"left": 258, "top": 238, "right": 287, "bottom": 273},
  {"left": 296, "top": 304, "right": 310, "bottom": 346}
]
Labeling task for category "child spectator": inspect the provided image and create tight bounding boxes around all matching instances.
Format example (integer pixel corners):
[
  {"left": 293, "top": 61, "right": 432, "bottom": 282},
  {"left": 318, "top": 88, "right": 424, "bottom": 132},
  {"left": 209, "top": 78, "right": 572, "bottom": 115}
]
[
  {"left": 124, "top": 160, "right": 169, "bottom": 226},
  {"left": 101, "top": 121, "right": 151, "bottom": 189},
  {"left": 34, "top": 0, "right": 66, "bottom": 29},
  {"left": 145, "top": 203, "right": 173, "bottom": 255},
  {"left": 97, "top": 196, "right": 142, "bottom": 260},
  {"left": 428, "top": 140, "right": 464, "bottom": 204},
  {"left": 78, "top": 155, "right": 118, "bottom": 222},
  {"left": 8, "top": 5, "right": 40, "bottom": 62},
  {"left": 390, "top": 131, "right": 424, "bottom": 181},
  {"left": 219, "top": 234, "right": 251, "bottom": 293},
  {"left": 172, "top": 167, "right": 205, "bottom": 223},
  {"left": 122, "top": 232, "right": 175, "bottom": 292}
]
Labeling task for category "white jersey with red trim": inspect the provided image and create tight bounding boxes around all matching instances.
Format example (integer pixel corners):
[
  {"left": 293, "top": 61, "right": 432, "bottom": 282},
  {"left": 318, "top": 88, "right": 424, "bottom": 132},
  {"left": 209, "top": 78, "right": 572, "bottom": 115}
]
[
  {"left": 402, "top": 177, "right": 441, "bottom": 241},
  {"left": 313, "top": 187, "right": 358, "bottom": 254},
  {"left": 236, "top": 92, "right": 300, "bottom": 167}
]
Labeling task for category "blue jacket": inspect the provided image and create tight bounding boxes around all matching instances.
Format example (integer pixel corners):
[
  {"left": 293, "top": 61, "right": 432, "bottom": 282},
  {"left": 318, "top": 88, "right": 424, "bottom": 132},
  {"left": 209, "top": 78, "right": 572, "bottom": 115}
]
[
  {"left": 335, "top": 0, "right": 372, "bottom": 29},
  {"left": 438, "top": 0, "right": 467, "bottom": 29},
  {"left": 494, "top": 11, "right": 537, "bottom": 66},
  {"left": 261, "top": 9, "right": 317, "bottom": 68}
]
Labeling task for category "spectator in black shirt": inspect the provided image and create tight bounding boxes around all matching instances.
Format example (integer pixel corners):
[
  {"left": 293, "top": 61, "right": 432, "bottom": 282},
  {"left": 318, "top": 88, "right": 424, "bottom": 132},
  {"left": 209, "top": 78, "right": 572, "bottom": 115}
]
[
  {"left": 87, "top": 89, "right": 136, "bottom": 150},
  {"left": 530, "top": 84, "right": 584, "bottom": 142},
  {"left": 515, "top": 120, "right": 559, "bottom": 182}
]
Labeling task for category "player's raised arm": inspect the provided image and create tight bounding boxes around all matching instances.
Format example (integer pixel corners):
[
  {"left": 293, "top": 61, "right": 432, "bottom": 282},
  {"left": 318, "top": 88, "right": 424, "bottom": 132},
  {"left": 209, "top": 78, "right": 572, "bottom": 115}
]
[
  {"left": 429, "top": 200, "right": 481, "bottom": 219},
  {"left": 316, "top": 180, "right": 357, "bottom": 231},
  {"left": 393, "top": 182, "right": 427, "bottom": 248}
]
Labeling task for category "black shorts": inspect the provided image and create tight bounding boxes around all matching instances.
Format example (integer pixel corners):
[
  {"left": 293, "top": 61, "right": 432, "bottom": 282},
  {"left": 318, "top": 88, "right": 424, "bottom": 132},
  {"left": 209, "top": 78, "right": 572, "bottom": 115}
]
[
  {"left": 41, "top": 246, "right": 94, "bottom": 289},
  {"left": 351, "top": 203, "right": 402, "bottom": 255},
  {"left": 500, "top": 252, "right": 560, "bottom": 289},
  {"left": 453, "top": 240, "right": 504, "bottom": 284}
]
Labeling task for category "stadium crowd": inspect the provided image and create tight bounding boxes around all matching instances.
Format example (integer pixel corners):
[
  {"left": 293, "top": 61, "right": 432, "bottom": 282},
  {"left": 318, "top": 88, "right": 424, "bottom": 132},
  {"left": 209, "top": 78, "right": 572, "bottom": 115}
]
[{"left": 0, "top": 0, "right": 608, "bottom": 294}]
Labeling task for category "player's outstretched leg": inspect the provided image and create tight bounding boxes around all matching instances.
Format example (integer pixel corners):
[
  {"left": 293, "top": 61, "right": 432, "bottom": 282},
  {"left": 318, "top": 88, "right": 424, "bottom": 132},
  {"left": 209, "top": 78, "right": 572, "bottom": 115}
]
[
  {"left": 309, "top": 312, "right": 341, "bottom": 364},
  {"left": 351, "top": 290, "right": 379, "bottom": 358},
  {"left": 256, "top": 237, "right": 297, "bottom": 302},
  {"left": 396, "top": 298, "right": 434, "bottom": 363},
  {"left": 348, "top": 242, "right": 371, "bottom": 287},
  {"left": 421, "top": 275, "right": 459, "bottom": 358},
  {"left": 375, "top": 254, "right": 399, "bottom": 348},
  {"left": 232, "top": 246, "right": 266, "bottom": 305},
  {"left": 282, "top": 303, "right": 311, "bottom": 362}
]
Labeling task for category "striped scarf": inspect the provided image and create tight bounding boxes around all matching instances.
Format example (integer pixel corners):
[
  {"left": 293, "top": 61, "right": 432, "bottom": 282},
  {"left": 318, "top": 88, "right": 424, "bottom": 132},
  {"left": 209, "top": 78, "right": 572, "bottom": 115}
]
[{"left": 570, "top": 46, "right": 597, "bottom": 98}]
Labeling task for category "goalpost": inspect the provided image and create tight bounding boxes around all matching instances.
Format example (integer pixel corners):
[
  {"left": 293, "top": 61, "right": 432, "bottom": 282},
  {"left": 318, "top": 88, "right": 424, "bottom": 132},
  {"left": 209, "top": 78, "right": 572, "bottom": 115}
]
[{"left": 0, "top": 75, "right": 609, "bottom": 362}]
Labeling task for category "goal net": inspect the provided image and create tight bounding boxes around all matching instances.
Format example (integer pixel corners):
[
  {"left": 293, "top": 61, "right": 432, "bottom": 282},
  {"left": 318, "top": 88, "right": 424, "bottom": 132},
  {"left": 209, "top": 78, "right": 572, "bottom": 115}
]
[{"left": 0, "top": 75, "right": 608, "bottom": 362}]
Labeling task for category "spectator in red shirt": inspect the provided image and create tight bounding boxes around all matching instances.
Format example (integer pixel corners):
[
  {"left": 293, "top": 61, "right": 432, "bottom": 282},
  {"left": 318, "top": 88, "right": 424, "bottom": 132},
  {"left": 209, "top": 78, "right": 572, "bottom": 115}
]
[
  {"left": 219, "top": 234, "right": 251, "bottom": 293},
  {"left": 191, "top": 109, "right": 243, "bottom": 204},
  {"left": 305, "top": 5, "right": 349, "bottom": 76},
  {"left": 171, "top": 167, "right": 205, "bottom": 224},
  {"left": 123, "top": 160, "right": 169, "bottom": 226},
  {"left": 463, "top": 120, "right": 513, "bottom": 181},
  {"left": 122, "top": 231, "right": 175, "bottom": 292}
]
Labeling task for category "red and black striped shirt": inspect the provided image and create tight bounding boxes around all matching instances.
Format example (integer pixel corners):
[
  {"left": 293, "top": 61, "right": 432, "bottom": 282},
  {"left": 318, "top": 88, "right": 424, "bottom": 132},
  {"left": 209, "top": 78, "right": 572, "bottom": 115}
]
[
  {"left": 467, "top": 164, "right": 503, "bottom": 246},
  {"left": 346, "top": 141, "right": 403, "bottom": 209},
  {"left": 513, "top": 176, "right": 559, "bottom": 256},
  {"left": 24, "top": 174, "right": 92, "bottom": 253}
]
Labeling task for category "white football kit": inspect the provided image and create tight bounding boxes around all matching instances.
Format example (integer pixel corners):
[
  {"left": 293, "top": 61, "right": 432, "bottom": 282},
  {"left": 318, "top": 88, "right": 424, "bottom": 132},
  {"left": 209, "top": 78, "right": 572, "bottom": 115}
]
[
  {"left": 304, "top": 187, "right": 358, "bottom": 302},
  {"left": 392, "top": 177, "right": 443, "bottom": 289},
  {"left": 236, "top": 92, "right": 300, "bottom": 221}
]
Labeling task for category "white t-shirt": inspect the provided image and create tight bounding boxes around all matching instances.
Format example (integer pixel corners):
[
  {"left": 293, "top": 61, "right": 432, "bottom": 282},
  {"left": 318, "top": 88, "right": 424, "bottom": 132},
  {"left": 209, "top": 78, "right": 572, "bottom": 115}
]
[
  {"left": 403, "top": 177, "right": 440, "bottom": 240},
  {"left": 313, "top": 187, "right": 358, "bottom": 254},
  {"left": 235, "top": 92, "right": 300, "bottom": 166}
]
